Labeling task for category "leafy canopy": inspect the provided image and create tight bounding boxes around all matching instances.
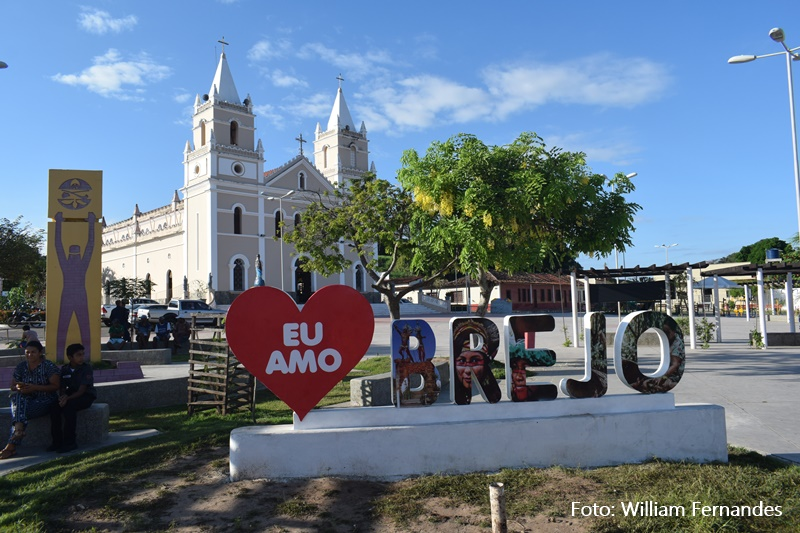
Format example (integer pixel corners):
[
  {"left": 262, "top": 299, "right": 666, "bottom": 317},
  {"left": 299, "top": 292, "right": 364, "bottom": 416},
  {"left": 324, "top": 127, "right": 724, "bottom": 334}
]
[
  {"left": 397, "top": 132, "right": 640, "bottom": 278},
  {"left": 0, "top": 216, "right": 44, "bottom": 285}
]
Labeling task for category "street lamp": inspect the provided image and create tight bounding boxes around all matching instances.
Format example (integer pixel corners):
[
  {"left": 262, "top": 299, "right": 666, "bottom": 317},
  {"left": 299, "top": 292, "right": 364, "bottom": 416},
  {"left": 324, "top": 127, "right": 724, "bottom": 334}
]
[
  {"left": 262, "top": 190, "right": 295, "bottom": 292},
  {"left": 729, "top": 27, "right": 800, "bottom": 242},
  {"left": 614, "top": 172, "right": 638, "bottom": 321},
  {"left": 655, "top": 243, "right": 678, "bottom": 263},
  {"left": 656, "top": 243, "right": 678, "bottom": 316}
]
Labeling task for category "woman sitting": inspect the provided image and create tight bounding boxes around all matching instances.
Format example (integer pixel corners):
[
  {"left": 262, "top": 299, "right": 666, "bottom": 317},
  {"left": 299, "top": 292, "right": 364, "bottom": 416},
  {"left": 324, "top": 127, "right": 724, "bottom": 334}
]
[{"left": 1, "top": 340, "right": 60, "bottom": 459}]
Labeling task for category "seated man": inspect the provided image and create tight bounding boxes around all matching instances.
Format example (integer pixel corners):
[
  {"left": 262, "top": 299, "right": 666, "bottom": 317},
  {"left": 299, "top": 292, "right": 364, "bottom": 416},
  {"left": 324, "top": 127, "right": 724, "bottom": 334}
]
[
  {"left": 172, "top": 317, "right": 191, "bottom": 355},
  {"left": 135, "top": 315, "right": 151, "bottom": 349},
  {"left": 49, "top": 343, "right": 96, "bottom": 453},
  {"left": 153, "top": 316, "right": 172, "bottom": 349},
  {"left": 107, "top": 319, "right": 126, "bottom": 350}
]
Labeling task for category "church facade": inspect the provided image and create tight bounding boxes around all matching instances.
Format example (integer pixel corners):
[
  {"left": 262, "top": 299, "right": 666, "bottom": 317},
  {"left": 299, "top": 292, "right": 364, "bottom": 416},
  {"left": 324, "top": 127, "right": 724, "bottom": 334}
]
[{"left": 101, "top": 51, "right": 374, "bottom": 305}]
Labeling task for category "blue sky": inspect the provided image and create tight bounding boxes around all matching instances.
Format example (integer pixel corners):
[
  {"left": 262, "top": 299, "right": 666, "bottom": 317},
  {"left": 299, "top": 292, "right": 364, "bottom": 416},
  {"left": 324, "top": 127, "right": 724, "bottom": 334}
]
[{"left": 2, "top": 1, "right": 799, "bottom": 270}]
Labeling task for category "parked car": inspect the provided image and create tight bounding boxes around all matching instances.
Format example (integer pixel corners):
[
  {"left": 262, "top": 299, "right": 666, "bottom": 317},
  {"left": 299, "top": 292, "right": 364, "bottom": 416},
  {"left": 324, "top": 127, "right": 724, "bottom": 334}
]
[
  {"left": 135, "top": 304, "right": 169, "bottom": 324},
  {"left": 102, "top": 298, "right": 160, "bottom": 326},
  {"left": 163, "top": 299, "right": 227, "bottom": 326}
]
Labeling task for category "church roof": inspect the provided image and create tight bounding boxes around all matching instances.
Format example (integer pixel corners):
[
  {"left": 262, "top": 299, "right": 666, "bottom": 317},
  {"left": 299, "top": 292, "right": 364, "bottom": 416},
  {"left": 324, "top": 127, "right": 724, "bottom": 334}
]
[
  {"left": 326, "top": 87, "right": 356, "bottom": 132},
  {"left": 210, "top": 52, "right": 241, "bottom": 105}
]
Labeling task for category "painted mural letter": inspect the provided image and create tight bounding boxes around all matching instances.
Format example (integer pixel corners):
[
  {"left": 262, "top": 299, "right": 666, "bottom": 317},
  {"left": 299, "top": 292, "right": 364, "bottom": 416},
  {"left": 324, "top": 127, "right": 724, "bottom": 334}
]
[
  {"left": 392, "top": 319, "right": 440, "bottom": 406},
  {"left": 450, "top": 318, "right": 502, "bottom": 405},
  {"left": 614, "top": 311, "right": 685, "bottom": 393},
  {"left": 560, "top": 312, "right": 608, "bottom": 398},
  {"left": 504, "top": 314, "right": 558, "bottom": 401}
]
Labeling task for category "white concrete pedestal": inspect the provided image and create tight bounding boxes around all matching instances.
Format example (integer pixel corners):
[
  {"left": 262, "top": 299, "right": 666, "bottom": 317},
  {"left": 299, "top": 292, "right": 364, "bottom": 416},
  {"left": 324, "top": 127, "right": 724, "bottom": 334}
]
[{"left": 229, "top": 394, "right": 727, "bottom": 481}]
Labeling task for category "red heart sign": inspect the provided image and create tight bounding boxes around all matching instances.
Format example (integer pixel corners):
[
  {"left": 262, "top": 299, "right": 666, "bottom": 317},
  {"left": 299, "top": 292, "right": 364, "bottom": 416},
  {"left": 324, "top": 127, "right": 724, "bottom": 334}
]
[{"left": 225, "top": 285, "right": 375, "bottom": 420}]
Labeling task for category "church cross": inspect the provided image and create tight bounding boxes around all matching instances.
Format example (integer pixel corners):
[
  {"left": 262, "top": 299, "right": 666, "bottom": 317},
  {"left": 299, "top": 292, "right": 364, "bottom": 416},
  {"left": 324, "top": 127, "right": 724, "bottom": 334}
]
[
  {"left": 336, "top": 74, "right": 344, "bottom": 89},
  {"left": 218, "top": 37, "right": 229, "bottom": 52},
  {"left": 295, "top": 133, "right": 307, "bottom": 156}
]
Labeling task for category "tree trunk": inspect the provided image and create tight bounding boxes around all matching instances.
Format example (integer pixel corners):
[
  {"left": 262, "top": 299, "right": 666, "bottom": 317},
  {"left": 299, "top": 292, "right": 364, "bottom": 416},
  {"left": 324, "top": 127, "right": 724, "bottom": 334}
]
[
  {"left": 374, "top": 282, "right": 403, "bottom": 320},
  {"left": 475, "top": 271, "right": 496, "bottom": 317}
]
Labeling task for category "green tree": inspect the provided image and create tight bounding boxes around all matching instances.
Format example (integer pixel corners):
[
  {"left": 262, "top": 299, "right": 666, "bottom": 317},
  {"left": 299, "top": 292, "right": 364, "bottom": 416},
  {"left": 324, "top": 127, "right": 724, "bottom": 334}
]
[
  {"left": 106, "top": 278, "right": 156, "bottom": 301},
  {"left": 726, "top": 237, "right": 792, "bottom": 264},
  {"left": 398, "top": 132, "right": 640, "bottom": 316},
  {"left": 285, "top": 174, "right": 456, "bottom": 319},
  {"left": 0, "top": 217, "right": 45, "bottom": 294}
]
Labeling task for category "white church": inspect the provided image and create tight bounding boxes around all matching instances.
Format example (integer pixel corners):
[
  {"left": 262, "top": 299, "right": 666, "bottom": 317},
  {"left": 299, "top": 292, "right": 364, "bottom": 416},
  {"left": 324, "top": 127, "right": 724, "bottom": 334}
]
[{"left": 101, "top": 51, "right": 374, "bottom": 305}]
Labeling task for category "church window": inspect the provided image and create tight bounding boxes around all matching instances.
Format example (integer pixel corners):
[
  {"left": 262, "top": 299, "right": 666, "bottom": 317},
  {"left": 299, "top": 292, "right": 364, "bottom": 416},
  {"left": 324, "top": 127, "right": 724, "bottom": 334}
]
[
  {"left": 298, "top": 172, "right": 306, "bottom": 190},
  {"left": 275, "top": 211, "right": 282, "bottom": 238},
  {"left": 294, "top": 212, "right": 301, "bottom": 228},
  {"left": 200, "top": 121, "right": 207, "bottom": 146},
  {"left": 350, "top": 145, "right": 356, "bottom": 167},
  {"left": 323, "top": 146, "right": 328, "bottom": 168},
  {"left": 234, "top": 206, "right": 242, "bottom": 235},
  {"left": 233, "top": 259, "right": 245, "bottom": 291},
  {"left": 230, "top": 121, "right": 238, "bottom": 145}
]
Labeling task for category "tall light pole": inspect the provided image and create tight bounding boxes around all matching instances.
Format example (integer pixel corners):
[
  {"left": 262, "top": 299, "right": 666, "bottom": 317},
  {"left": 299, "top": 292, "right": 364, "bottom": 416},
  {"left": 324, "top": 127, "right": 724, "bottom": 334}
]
[
  {"left": 614, "top": 172, "right": 638, "bottom": 321},
  {"left": 262, "top": 190, "right": 295, "bottom": 292},
  {"left": 656, "top": 243, "right": 678, "bottom": 263},
  {"left": 656, "top": 243, "right": 678, "bottom": 316},
  {"left": 729, "top": 28, "right": 800, "bottom": 242}
]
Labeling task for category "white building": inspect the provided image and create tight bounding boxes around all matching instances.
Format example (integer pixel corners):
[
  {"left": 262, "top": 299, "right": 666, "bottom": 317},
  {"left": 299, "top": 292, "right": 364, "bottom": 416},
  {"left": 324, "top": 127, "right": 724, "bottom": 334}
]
[{"left": 101, "top": 51, "right": 373, "bottom": 305}]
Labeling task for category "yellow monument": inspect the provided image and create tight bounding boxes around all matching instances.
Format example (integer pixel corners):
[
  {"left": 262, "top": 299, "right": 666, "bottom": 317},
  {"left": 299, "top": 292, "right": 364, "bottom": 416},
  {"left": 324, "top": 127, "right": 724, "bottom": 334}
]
[{"left": 46, "top": 170, "right": 102, "bottom": 362}]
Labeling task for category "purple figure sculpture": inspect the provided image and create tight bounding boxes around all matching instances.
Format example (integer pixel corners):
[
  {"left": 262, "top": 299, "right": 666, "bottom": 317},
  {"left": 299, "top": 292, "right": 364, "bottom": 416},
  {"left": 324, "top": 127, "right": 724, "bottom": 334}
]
[{"left": 55, "top": 211, "right": 96, "bottom": 363}]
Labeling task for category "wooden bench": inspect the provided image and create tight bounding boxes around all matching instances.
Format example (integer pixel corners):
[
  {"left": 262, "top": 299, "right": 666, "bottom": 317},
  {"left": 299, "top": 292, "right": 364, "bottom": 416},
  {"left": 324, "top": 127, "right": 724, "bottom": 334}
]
[{"left": 0, "top": 403, "right": 109, "bottom": 449}]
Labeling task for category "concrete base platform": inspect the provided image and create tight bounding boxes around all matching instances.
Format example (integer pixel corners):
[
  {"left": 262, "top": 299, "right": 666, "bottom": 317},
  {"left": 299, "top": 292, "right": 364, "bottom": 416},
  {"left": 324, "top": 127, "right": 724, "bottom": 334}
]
[
  {"left": 0, "top": 403, "right": 109, "bottom": 448},
  {"left": 230, "top": 395, "right": 727, "bottom": 481}
]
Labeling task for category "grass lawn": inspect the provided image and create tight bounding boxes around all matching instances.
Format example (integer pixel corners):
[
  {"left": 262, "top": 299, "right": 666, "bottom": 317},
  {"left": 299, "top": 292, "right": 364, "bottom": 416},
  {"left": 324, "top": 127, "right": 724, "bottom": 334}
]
[{"left": 1, "top": 356, "right": 799, "bottom": 531}]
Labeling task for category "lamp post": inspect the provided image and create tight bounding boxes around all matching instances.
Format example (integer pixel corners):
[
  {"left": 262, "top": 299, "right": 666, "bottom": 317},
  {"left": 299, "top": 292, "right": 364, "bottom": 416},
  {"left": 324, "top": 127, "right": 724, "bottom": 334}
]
[
  {"left": 262, "top": 190, "right": 295, "bottom": 292},
  {"left": 729, "top": 28, "right": 800, "bottom": 242},
  {"left": 656, "top": 243, "right": 678, "bottom": 316},
  {"left": 614, "top": 172, "right": 638, "bottom": 322}
]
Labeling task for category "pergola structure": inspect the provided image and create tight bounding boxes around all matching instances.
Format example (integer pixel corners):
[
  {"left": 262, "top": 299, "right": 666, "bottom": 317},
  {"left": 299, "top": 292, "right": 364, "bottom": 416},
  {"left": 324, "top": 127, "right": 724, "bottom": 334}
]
[
  {"left": 570, "top": 262, "right": 709, "bottom": 349},
  {"left": 701, "top": 262, "right": 800, "bottom": 348}
]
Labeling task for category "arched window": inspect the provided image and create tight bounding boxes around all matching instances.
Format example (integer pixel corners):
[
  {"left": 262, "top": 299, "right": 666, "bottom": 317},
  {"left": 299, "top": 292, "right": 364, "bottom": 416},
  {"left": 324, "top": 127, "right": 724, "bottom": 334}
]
[
  {"left": 350, "top": 145, "right": 356, "bottom": 167},
  {"left": 323, "top": 146, "right": 328, "bottom": 168},
  {"left": 355, "top": 264, "right": 364, "bottom": 292},
  {"left": 145, "top": 273, "right": 152, "bottom": 297},
  {"left": 275, "top": 210, "right": 282, "bottom": 238},
  {"left": 166, "top": 270, "right": 173, "bottom": 301},
  {"left": 233, "top": 259, "right": 245, "bottom": 291},
  {"left": 200, "top": 121, "right": 206, "bottom": 146},
  {"left": 294, "top": 212, "right": 301, "bottom": 228},
  {"left": 298, "top": 172, "right": 306, "bottom": 190},
  {"left": 233, "top": 206, "right": 242, "bottom": 235},
  {"left": 230, "top": 121, "right": 238, "bottom": 146}
]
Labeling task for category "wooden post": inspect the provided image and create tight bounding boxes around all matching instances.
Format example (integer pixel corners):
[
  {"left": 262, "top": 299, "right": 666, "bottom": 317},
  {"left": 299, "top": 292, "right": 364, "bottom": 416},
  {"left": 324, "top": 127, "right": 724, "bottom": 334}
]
[{"left": 489, "top": 482, "right": 507, "bottom": 533}]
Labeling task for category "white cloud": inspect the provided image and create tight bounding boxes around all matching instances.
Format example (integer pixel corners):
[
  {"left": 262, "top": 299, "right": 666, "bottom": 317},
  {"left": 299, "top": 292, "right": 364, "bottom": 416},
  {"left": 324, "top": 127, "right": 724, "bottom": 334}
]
[
  {"left": 52, "top": 49, "right": 171, "bottom": 101},
  {"left": 253, "top": 104, "right": 285, "bottom": 129},
  {"left": 484, "top": 54, "right": 670, "bottom": 118},
  {"left": 271, "top": 69, "right": 307, "bottom": 88},
  {"left": 172, "top": 92, "right": 193, "bottom": 104},
  {"left": 248, "top": 39, "right": 292, "bottom": 61},
  {"left": 284, "top": 93, "right": 334, "bottom": 120},
  {"left": 546, "top": 132, "right": 642, "bottom": 166},
  {"left": 364, "top": 76, "right": 490, "bottom": 130},
  {"left": 78, "top": 7, "right": 137, "bottom": 34},
  {"left": 297, "top": 43, "right": 393, "bottom": 80}
]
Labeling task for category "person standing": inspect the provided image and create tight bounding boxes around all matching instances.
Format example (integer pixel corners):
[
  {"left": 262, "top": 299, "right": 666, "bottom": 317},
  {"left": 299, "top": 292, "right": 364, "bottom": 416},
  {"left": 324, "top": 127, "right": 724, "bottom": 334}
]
[{"left": 50, "top": 343, "right": 96, "bottom": 453}]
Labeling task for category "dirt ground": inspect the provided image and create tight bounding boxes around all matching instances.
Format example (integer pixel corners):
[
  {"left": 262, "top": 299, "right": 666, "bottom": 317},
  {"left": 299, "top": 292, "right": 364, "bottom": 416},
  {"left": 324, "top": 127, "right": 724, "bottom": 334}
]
[{"left": 60, "top": 446, "right": 592, "bottom": 532}]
